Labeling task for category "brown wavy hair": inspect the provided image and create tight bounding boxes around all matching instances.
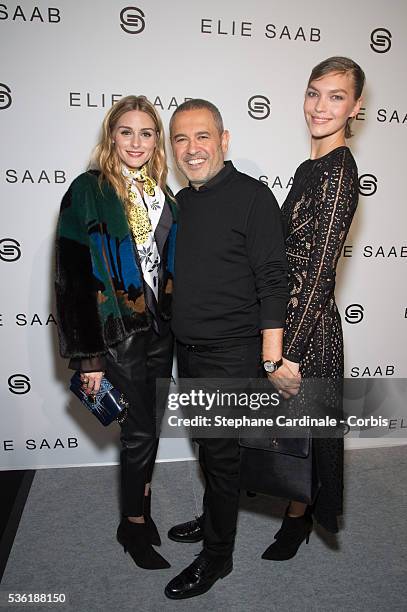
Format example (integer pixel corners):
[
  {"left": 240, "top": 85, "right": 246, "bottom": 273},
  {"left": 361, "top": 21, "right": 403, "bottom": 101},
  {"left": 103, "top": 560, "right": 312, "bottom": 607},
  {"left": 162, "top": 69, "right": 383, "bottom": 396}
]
[
  {"left": 308, "top": 56, "right": 365, "bottom": 138},
  {"left": 92, "top": 95, "right": 169, "bottom": 201}
]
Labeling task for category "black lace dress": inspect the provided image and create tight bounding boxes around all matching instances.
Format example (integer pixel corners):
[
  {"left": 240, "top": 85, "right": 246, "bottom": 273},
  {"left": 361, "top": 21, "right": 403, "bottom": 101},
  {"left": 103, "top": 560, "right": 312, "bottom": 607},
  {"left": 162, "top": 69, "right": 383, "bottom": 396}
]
[{"left": 281, "top": 146, "right": 359, "bottom": 532}]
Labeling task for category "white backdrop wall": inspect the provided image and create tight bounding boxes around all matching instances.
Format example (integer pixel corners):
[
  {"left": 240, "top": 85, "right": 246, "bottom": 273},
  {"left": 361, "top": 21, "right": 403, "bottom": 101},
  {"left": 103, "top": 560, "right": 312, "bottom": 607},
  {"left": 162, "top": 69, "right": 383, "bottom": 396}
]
[{"left": 1, "top": 0, "right": 406, "bottom": 470}]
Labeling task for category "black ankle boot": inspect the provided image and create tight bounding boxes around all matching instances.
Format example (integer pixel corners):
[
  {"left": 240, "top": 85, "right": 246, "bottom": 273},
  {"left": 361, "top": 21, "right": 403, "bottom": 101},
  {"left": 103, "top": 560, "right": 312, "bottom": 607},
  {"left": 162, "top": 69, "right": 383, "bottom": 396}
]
[
  {"left": 117, "top": 518, "right": 170, "bottom": 570},
  {"left": 261, "top": 509, "right": 313, "bottom": 561},
  {"left": 143, "top": 490, "right": 161, "bottom": 546}
]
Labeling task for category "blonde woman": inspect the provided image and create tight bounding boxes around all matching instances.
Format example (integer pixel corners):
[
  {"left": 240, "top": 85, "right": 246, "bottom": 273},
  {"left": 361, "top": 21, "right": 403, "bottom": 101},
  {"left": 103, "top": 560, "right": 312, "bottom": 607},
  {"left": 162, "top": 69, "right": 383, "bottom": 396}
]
[{"left": 55, "top": 96, "right": 176, "bottom": 570}]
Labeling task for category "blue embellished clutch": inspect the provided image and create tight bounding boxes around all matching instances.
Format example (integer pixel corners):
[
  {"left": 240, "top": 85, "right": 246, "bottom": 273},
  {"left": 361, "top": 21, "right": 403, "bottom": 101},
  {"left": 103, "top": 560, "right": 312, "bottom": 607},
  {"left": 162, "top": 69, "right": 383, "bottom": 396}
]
[{"left": 70, "top": 371, "right": 128, "bottom": 426}]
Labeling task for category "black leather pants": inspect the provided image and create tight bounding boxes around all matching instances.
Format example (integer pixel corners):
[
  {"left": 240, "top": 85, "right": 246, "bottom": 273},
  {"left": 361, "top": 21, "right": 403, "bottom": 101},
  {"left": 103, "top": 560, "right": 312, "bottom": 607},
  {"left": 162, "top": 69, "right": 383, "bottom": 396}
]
[{"left": 105, "top": 325, "right": 173, "bottom": 516}]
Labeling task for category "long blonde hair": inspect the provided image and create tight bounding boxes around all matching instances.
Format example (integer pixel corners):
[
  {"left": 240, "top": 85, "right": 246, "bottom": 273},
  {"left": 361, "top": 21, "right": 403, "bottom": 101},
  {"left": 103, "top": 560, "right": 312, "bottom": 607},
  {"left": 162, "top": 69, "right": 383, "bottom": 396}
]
[{"left": 92, "top": 95, "right": 169, "bottom": 201}]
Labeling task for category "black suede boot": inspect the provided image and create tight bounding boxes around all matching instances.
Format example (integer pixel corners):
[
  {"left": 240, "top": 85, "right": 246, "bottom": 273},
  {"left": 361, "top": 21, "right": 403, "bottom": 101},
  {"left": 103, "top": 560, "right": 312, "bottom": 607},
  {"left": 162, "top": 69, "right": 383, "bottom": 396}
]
[
  {"left": 144, "top": 490, "right": 161, "bottom": 546},
  {"left": 117, "top": 518, "right": 170, "bottom": 570},
  {"left": 261, "top": 509, "right": 313, "bottom": 561}
]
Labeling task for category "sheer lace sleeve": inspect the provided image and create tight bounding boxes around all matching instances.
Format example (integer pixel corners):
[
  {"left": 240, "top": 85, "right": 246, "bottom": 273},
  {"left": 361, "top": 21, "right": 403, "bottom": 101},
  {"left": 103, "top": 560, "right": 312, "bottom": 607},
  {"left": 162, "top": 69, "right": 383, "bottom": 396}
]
[{"left": 68, "top": 355, "right": 106, "bottom": 372}]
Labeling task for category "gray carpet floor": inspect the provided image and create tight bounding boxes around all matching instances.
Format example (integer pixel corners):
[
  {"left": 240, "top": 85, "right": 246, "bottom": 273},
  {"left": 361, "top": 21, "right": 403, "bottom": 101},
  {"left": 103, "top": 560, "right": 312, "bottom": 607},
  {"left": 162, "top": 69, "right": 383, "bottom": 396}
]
[{"left": 1, "top": 446, "right": 407, "bottom": 612}]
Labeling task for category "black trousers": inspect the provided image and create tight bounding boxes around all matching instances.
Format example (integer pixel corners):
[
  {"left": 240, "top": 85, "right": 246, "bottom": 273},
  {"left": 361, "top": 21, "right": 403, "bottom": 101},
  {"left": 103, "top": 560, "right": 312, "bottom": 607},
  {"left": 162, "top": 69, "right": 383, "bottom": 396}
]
[
  {"left": 105, "top": 326, "right": 173, "bottom": 516},
  {"left": 176, "top": 337, "right": 261, "bottom": 557}
]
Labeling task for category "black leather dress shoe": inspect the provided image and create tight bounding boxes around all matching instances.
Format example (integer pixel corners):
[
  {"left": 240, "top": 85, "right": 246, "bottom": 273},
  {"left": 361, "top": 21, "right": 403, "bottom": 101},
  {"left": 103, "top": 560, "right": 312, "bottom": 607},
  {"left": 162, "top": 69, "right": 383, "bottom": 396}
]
[
  {"left": 164, "top": 551, "right": 233, "bottom": 599},
  {"left": 167, "top": 515, "right": 204, "bottom": 543}
]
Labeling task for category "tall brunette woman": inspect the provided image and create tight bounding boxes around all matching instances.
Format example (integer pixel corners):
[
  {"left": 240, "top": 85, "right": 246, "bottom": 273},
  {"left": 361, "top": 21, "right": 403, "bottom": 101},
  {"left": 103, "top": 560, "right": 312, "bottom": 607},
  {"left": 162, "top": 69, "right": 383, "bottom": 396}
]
[
  {"left": 266, "top": 57, "right": 365, "bottom": 558},
  {"left": 55, "top": 96, "right": 176, "bottom": 570}
]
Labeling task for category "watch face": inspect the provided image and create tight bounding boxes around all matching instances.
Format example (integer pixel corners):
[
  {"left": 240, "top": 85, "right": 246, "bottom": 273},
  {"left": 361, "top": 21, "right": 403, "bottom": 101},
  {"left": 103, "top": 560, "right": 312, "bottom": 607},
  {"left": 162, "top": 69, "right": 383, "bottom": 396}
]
[{"left": 263, "top": 360, "right": 276, "bottom": 373}]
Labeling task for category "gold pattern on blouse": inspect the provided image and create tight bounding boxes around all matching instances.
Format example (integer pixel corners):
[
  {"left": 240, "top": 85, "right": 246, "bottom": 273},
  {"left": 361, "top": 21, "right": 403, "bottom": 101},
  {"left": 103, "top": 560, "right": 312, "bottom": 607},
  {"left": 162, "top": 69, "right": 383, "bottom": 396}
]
[
  {"left": 123, "top": 165, "right": 158, "bottom": 245},
  {"left": 129, "top": 164, "right": 157, "bottom": 197},
  {"left": 126, "top": 192, "right": 152, "bottom": 246}
]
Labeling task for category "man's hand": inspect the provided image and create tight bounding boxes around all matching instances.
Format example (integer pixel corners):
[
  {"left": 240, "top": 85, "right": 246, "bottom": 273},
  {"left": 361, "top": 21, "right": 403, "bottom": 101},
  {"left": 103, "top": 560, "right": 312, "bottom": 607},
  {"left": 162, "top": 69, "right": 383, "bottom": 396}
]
[
  {"left": 80, "top": 371, "right": 104, "bottom": 395},
  {"left": 269, "top": 357, "right": 301, "bottom": 399}
]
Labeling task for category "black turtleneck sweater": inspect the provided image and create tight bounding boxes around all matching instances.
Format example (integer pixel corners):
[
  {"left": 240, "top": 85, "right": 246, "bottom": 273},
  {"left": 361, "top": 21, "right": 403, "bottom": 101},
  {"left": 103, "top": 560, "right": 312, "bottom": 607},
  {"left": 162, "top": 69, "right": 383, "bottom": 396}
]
[{"left": 172, "top": 161, "right": 288, "bottom": 345}]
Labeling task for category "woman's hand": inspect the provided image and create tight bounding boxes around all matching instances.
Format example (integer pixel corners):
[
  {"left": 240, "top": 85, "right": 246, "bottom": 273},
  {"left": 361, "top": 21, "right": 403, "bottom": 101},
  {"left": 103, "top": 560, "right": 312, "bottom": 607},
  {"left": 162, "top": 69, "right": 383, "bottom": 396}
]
[
  {"left": 282, "top": 358, "right": 300, "bottom": 377},
  {"left": 269, "top": 358, "right": 301, "bottom": 399},
  {"left": 80, "top": 371, "right": 104, "bottom": 395}
]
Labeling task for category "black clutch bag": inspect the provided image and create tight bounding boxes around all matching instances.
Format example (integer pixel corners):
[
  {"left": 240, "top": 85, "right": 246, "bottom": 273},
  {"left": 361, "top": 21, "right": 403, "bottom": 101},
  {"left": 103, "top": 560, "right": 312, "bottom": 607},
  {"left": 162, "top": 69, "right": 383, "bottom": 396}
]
[
  {"left": 69, "top": 371, "right": 128, "bottom": 426},
  {"left": 239, "top": 434, "right": 320, "bottom": 505}
]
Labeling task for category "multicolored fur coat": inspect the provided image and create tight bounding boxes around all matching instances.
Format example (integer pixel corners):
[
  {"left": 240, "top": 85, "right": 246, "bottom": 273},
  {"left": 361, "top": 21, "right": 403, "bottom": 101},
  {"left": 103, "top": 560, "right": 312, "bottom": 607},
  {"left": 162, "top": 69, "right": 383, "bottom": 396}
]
[{"left": 55, "top": 170, "right": 176, "bottom": 359}]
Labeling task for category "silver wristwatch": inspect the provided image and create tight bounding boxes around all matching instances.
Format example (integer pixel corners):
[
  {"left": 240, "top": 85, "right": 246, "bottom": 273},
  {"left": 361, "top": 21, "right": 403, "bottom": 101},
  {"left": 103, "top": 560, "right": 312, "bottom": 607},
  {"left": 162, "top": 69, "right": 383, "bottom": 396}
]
[{"left": 262, "top": 358, "right": 283, "bottom": 374}]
